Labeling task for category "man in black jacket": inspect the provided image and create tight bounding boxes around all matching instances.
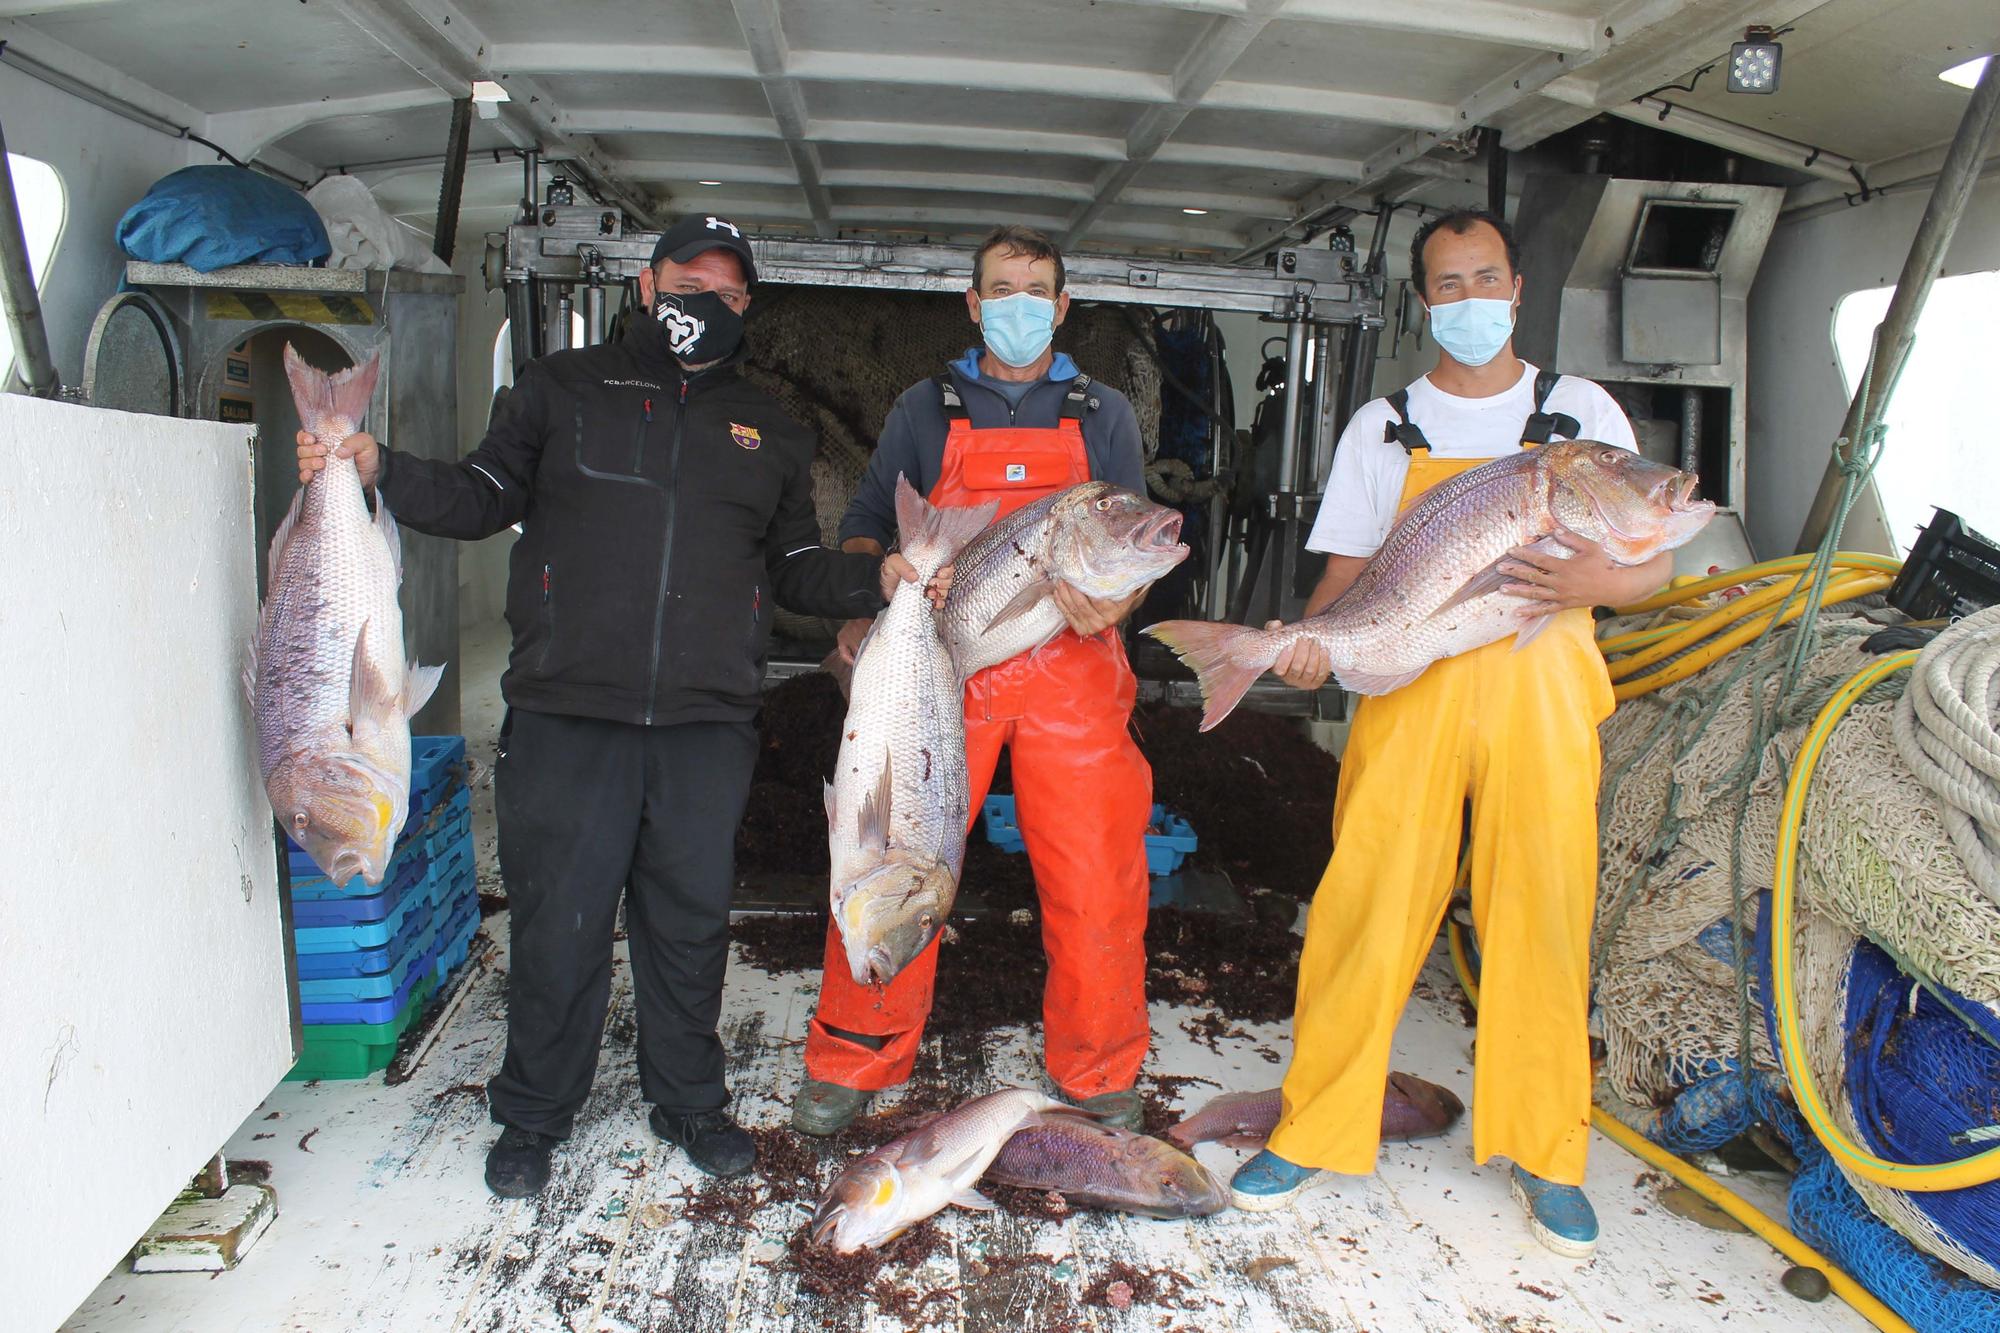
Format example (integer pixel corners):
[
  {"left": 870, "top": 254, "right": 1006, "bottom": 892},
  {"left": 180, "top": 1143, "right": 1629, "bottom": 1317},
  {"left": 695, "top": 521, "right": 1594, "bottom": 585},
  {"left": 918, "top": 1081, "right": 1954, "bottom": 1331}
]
[{"left": 296, "top": 213, "right": 932, "bottom": 1197}]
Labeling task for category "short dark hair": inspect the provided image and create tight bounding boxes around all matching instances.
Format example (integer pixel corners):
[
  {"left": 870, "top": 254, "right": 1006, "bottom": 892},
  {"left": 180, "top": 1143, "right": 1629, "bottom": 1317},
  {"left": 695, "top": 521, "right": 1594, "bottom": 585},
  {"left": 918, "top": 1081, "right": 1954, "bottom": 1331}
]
[
  {"left": 972, "top": 224, "right": 1066, "bottom": 294},
  {"left": 1410, "top": 208, "right": 1519, "bottom": 299}
]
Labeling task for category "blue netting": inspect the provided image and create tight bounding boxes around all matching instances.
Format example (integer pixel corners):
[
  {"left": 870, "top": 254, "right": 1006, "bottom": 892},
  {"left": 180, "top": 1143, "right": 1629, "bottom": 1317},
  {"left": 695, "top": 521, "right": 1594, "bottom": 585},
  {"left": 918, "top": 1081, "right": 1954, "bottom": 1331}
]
[{"left": 1842, "top": 940, "right": 2000, "bottom": 1279}]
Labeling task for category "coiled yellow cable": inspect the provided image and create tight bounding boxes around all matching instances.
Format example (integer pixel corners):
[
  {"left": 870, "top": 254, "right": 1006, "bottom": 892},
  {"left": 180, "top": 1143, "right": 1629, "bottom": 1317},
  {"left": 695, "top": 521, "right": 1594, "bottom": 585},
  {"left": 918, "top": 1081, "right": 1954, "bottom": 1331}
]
[
  {"left": 1609, "top": 572, "right": 1894, "bottom": 701},
  {"left": 1771, "top": 650, "right": 2000, "bottom": 1192}
]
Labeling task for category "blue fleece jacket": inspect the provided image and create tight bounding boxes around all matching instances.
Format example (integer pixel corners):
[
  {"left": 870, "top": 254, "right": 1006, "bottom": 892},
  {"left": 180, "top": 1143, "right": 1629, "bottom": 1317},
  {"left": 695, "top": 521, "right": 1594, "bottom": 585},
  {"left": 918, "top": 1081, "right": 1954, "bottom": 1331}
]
[{"left": 838, "top": 349, "right": 1148, "bottom": 548}]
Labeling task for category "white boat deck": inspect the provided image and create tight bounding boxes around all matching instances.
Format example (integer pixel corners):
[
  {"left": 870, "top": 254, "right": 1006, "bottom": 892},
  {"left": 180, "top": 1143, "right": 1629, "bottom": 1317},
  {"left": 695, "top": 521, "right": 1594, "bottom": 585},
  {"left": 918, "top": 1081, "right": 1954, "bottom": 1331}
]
[{"left": 64, "top": 622, "right": 1868, "bottom": 1333}]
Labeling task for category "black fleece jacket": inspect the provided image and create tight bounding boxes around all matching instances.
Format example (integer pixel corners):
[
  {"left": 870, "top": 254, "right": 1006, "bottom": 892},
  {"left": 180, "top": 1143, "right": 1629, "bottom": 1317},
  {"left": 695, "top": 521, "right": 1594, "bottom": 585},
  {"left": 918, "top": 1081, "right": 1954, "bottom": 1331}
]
[{"left": 379, "top": 317, "right": 886, "bottom": 727}]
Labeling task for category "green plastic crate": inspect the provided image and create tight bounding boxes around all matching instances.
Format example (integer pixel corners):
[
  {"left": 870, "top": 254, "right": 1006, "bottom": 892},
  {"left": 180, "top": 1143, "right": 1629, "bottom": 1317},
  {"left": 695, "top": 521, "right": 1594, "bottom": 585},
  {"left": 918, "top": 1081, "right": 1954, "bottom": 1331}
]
[{"left": 285, "top": 972, "right": 438, "bottom": 1081}]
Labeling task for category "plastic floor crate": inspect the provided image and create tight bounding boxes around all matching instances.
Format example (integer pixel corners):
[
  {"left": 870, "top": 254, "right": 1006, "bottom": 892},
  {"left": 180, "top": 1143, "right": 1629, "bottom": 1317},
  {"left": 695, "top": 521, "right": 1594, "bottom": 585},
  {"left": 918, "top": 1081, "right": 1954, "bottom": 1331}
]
[
  {"left": 294, "top": 898, "right": 434, "bottom": 981},
  {"left": 430, "top": 899, "right": 481, "bottom": 984},
  {"left": 300, "top": 930, "right": 444, "bottom": 1025},
  {"left": 425, "top": 839, "right": 475, "bottom": 910},
  {"left": 980, "top": 795, "right": 1198, "bottom": 876},
  {"left": 290, "top": 850, "right": 430, "bottom": 925},
  {"left": 423, "top": 787, "right": 471, "bottom": 861},
  {"left": 294, "top": 882, "right": 434, "bottom": 955},
  {"left": 286, "top": 972, "right": 438, "bottom": 1081},
  {"left": 297, "top": 924, "right": 436, "bottom": 1004}
]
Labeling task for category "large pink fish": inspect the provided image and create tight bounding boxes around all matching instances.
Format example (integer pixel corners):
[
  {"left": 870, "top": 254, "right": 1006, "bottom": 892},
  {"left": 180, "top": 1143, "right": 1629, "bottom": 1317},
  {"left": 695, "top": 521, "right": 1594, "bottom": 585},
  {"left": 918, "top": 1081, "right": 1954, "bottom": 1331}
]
[
  {"left": 248, "top": 348, "right": 441, "bottom": 885},
  {"left": 1145, "top": 442, "right": 1714, "bottom": 730},
  {"left": 1165, "top": 1073, "right": 1464, "bottom": 1150}
]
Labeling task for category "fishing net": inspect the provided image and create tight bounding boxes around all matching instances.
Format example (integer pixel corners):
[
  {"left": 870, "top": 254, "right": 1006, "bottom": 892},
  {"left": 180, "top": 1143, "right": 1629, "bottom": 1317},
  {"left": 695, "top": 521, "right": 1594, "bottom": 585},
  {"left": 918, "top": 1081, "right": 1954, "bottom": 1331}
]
[{"left": 738, "top": 286, "right": 1164, "bottom": 640}]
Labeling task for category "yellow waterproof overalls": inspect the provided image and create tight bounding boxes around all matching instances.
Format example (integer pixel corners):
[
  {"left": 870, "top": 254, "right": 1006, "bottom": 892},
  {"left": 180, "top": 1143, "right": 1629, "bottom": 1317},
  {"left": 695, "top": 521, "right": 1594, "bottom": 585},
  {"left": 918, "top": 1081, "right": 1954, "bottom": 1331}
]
[{"left": 1267, "top": 380, "right": 1613, "bottom": 1187}]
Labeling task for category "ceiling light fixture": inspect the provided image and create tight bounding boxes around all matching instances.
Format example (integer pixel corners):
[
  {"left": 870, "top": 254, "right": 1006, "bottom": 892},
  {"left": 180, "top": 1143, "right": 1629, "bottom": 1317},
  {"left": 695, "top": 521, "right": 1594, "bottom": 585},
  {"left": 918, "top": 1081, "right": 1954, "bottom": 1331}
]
[
  {"left": 698, "top": 180, "right": 723, "bottom": 186},
  {"left": 1726, "top": 26, "right": 1781, "bottom": 94},
  {"left": 1940, "top": 55, "right": 1992, "bottom": 90},
  {"left": 1182, "top": 206, "right": 1209, "bottom": 215}
]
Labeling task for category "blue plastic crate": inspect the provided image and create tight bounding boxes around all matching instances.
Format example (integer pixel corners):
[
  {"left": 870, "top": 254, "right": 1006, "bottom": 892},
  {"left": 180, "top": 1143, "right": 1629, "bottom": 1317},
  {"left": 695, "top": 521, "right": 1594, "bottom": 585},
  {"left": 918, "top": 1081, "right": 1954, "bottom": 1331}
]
[
  {"left": 979, "top": 795, "right": 1197, "bottom": 877},
  {"left": 294, "top": 881, "right": 434, "bottom": 955},
  {"left": 424, "top": 838, "right": 475, "bottom": 912},
  {"left": 981, "top": 795, "right": 1026, "bottom": 853},
  {"left": 1143, "top": 808, "right": 1199, "bottom": 876},
  {"left": 423, "top": 787, "right": 471, "bottom": 860},
  {"left": 297, "top": 921, "right": 437, "bottom": 1003},
  {"left": 289, "top": 850, "right": 429, "bottom": 924},
  {"left": 430, "top": 898, "right": 481, "bottom": 984},
  {"left": 288, "top": 836, "right": 428, "bottom": 901},
  {"left": 300, "top": 932, "right": 441, "bottom": 1025},
  {"left": 294, "top": 896, "right": 434, "bottom": 980}
]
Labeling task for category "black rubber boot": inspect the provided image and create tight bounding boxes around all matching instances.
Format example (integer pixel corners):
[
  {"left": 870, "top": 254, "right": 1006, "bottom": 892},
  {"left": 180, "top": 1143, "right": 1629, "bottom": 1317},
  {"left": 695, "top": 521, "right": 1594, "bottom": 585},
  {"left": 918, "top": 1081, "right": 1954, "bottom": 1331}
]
[
  {"left": 484, "top": 1125, "right": 558, "bottom": 1198},
  {"left": 651, "top": 1107, "right": 757, "bottom": 1177}
]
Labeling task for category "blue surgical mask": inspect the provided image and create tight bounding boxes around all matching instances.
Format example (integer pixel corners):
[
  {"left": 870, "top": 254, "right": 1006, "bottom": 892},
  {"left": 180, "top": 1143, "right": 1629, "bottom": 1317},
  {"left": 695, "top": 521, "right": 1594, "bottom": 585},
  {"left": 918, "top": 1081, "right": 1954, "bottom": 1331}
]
[
  {"left": 978, "top": 291, "right": 1057, "bottom": 368},
  {"left": 1427, "top": 297, "right": 1515, "bottom": 368}
]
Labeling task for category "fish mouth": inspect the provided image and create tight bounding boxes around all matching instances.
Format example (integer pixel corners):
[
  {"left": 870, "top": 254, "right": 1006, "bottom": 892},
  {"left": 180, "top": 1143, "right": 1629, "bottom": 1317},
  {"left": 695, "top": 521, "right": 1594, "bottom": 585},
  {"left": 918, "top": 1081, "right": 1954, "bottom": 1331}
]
[
  {"left": 1659, "top": 472, "right": 1707, "bottom": 512},
  {"left": 1138, "top": 509, "right": 1185, "bottom": 548}
]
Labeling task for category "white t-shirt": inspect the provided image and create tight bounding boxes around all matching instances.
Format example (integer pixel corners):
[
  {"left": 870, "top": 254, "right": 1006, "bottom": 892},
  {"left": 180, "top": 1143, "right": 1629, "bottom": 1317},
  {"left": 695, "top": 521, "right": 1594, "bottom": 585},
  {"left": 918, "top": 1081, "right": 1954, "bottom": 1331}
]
[{"left": 1305, "top": 362, "right": 1638, "bottom": 558}]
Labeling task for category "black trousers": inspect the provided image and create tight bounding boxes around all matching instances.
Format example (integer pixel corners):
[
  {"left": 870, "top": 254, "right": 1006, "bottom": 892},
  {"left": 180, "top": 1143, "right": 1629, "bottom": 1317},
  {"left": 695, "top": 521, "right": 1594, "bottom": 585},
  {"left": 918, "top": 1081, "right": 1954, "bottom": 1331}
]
[{"left": 486, "top": 707, "right": 756, "bottom": 1137}]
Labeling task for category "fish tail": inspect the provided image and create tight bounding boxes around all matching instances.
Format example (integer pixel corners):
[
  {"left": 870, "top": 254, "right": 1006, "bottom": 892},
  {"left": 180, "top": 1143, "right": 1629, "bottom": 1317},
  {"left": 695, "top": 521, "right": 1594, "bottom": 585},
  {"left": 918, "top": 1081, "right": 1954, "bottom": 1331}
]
[
  {"left": 893, "top": 474, "right": 997, "bottom": 576},
  {"left": 284, "top": 344, "right": 382, "bottom": 442},
  {"left": 1142, "top": 620, "right": 1273, "bottom": 732}
]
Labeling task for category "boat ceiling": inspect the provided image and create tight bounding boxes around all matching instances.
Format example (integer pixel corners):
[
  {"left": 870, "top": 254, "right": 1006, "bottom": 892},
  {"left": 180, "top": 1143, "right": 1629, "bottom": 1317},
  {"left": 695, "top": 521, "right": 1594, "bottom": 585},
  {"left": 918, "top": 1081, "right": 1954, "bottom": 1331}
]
[{"left": 0, "top": 0, "right": 1989, "bottom": 258}]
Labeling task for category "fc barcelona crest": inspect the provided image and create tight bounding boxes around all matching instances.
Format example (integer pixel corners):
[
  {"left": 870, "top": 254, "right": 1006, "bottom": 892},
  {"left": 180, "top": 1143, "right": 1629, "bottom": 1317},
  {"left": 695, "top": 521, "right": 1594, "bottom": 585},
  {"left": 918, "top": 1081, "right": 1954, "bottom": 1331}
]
[{"left": 730, "top": 422, "right": 762, "bottom": 450}]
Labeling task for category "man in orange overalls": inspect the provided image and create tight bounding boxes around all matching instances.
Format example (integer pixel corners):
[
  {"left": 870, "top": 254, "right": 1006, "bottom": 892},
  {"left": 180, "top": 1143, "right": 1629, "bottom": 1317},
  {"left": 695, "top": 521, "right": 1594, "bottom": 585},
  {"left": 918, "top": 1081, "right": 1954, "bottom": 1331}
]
[{"left": 792, "top": 224, "right": 1169, "bottom": 1133}]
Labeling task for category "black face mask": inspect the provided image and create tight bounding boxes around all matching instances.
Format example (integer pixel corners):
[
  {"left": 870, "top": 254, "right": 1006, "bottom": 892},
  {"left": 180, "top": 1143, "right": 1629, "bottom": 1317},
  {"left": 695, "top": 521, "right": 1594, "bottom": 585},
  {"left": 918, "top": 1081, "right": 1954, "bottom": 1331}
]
[{"left": 652, "top": 290, "right": 744, "bottom": 366}]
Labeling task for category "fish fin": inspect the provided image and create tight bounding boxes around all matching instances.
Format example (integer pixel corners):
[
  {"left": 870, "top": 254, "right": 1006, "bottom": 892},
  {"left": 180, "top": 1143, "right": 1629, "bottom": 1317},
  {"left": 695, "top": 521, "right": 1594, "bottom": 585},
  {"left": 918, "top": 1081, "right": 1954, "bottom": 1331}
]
[
  {"left": 241, "top": 640, "right": 258, "bottom": 706},
  {"left": 266, "top": 486, "right": 305, "bottom": 586},
  {"left": 403, "top": 662, "right": 444, "bottom": 718},
  {"left": 893, "top": 474, "right": 997, "bottom": 573},
  {"left": 983, "top": 578, "right": 1056, "bottom": 633},
  {"left": 1332, "top": 665, "right": 1428, "bottom": 697},
  {"left": 1218, "top": 1132, "right": 1272, "bottom": 1149},
  {"left": 949, "top": 1190, "right": 998, "bottom": 1212},
  {"left": 345, "top": 621, "right": 402, "bottom": 738},
  {"left": 1510, "top": 614, "right": 1556, "bottom": 652},
  {"left": 1142, "top": 620, "right": 1273, "bottom": 732},
  {"left": 376, "top": 493, "right": 403, "bottom": 582},
  {"left": 284, "top": 344, "right": 381, "bottom": 440},
  {"left": 857, "top": 752, "right": 894, "bottom": 853},
  {"left": 822, "top": 779, "right": 837, "bottom": 828},
  {"left": 1432, "top": 558, "right": 1514, "bottom": 617}
]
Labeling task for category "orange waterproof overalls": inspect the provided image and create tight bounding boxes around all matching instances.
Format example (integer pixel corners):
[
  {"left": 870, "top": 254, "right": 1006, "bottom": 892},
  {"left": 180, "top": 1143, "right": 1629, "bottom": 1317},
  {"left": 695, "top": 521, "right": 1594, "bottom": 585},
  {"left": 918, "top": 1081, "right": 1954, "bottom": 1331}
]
[
  {"left": 1269, "top": 390, "right": 1610, "bottom": 1187},
  {"left": 805, "top": 374, "right": 1154, "bottom": 1100}
]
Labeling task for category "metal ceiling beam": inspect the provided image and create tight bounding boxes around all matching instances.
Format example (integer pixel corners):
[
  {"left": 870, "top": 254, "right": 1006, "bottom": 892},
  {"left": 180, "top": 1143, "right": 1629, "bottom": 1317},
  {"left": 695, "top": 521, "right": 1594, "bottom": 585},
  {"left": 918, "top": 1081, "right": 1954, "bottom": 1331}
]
[
  {"left": 1063, "top": 0, "right": 1283, "bottom": 246},
  {"left": 205, "top": 87, "right": 454, "bottom": 160},
  {"left": 1608, "top": 96, "right": 1857, "bottom": 184},
  {"left": 1154, "top": 141, "right": 1364, "bottom": 178},
  {"left": 725, "top": 0, "right": 832, "bottom": 238},
  {"left": 1496, "top": 0, "right": 1833, "bottom": 150},
  {"left": 558, "top": 109, "right": 784, "bottom": 140},
  {"left": 331, "top": 0, "right": 664, "bottom": 228},
  {"left": 1231, "top": 0, "right": 1699, "bottom": 260},
  {"left": 1201, "top": 81, "right": 1458, "bottom": 129},
  {"left": 1089, "top": 0, "right": 1600, "bottom": 52}
]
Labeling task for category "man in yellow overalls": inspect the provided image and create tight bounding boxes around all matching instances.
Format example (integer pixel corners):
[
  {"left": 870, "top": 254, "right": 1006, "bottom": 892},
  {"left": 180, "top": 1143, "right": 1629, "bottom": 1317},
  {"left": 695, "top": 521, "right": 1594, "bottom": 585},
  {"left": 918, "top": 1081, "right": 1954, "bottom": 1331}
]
[{"left": 1233, "top": 209, "right": 1672, "bottom": 1258}]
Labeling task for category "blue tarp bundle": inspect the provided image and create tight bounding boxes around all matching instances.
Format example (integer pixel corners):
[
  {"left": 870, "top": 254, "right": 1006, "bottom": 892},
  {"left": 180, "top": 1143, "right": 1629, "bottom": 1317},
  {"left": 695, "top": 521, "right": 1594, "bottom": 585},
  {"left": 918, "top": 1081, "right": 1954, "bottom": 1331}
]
[{"left": 116, "top": 166, "right": 329, "bottom": 271}]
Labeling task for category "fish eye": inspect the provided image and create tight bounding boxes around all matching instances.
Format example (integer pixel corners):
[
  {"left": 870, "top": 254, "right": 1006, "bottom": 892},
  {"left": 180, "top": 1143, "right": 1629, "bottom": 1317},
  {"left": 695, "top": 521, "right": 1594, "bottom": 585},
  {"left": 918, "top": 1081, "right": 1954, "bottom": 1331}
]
[
  {"left": 1094, "top": 497, "right": 1113, "bottom": 511},
  {"left": 1599, "top": 449, "right": 1619, "bottom": 463},
  {"left": 292, "top": 811, "right": 310, "bottom": 832}
]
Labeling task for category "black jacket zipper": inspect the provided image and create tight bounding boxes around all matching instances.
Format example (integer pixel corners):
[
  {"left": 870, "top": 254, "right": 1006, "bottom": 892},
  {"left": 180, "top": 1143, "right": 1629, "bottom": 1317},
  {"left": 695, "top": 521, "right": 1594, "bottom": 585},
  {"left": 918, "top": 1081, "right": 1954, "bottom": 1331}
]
[{"left": 643, "top": 379, "right": 688, "bottom": 724}]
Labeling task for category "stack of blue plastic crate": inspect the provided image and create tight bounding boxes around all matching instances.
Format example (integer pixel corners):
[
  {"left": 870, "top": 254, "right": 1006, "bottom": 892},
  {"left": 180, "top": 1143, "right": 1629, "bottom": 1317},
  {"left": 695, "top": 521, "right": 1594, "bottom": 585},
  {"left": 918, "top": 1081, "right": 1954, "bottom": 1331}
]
[{"left": 285, "top": 736, "right": 479, "bottom": 1080}]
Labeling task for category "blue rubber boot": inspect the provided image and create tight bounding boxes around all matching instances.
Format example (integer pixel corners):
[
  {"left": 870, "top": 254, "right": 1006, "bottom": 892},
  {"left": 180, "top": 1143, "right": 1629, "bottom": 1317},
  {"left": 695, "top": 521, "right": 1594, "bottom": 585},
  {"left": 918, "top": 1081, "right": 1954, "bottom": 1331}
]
[
  {"left": 1510, "top": 1165, "right": 1599, "bottom": 1258},
  {"left": 1230, "top": 1149, "right": 1322, "bottom": 1212}
]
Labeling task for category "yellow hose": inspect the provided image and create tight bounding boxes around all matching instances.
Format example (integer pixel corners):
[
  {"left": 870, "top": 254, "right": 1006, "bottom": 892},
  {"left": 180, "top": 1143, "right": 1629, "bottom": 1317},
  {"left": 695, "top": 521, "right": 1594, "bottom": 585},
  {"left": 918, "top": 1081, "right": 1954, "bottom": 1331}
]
[
  {"left": 1612, "top": 573, "right": 1893, "bottom": 701},
  {"left": 1443, "top": 918, "right": 1915, "bottom": 1333},
  {"left": 1605, "top": 573, "right": 1816, "bottom": 680},
  {"left": 1612, "top": 553, "right": 1902, "bottom": 617},
  {"left": 1771, "top": 651, "right": 2000, "bottom": 1191}
]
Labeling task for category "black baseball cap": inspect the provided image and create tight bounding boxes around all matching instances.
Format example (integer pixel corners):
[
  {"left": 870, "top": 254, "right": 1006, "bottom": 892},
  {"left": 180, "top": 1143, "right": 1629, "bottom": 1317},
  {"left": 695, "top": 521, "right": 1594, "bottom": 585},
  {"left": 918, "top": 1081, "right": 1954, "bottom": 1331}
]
[{"left": 649, "top": 213, "right": 758, "bottom": 284}]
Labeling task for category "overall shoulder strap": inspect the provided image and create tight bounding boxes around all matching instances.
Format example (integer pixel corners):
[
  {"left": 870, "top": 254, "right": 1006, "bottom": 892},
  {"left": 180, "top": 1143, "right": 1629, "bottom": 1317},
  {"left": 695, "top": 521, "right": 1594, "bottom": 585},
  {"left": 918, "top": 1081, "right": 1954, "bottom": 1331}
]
[
  {"left": 936, "top": 373, "right": 969, "bottom": 421},
  {"left": 1382, "top": 387, "right": 1432, "bottom": 453},
  {"left": 1521, "top": 369, "right": 1582, "bottom": 445},
  {"left": 1059, "top": 373, "right": 1094, "bottom": 421}
]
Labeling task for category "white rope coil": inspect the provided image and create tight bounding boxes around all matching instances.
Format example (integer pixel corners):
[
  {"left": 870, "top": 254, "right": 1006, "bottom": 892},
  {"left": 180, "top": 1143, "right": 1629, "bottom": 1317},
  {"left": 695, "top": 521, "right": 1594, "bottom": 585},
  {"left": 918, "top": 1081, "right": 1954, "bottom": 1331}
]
[{"left": 1893, "top": 605, "right": 2000, "bottom": 907}]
